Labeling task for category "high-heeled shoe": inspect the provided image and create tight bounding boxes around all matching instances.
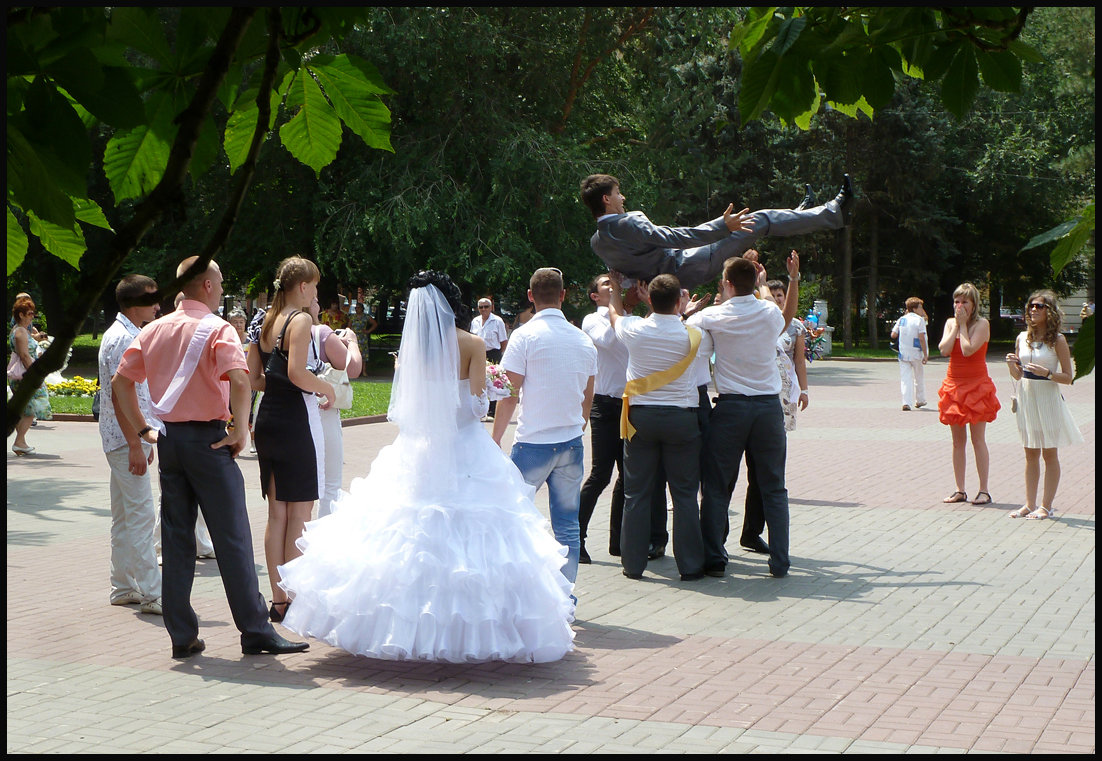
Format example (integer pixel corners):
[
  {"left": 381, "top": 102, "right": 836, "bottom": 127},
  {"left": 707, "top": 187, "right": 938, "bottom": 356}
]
[
  {"left": 12, "top": 444, "right": 35, "bottom": 456},
  {"left": 269, "top": 600, "right": 291, "bottom": 623}
]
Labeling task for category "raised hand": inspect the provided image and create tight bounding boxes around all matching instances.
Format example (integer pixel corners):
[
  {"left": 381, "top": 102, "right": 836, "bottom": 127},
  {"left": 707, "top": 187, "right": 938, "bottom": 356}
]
[{"left": 724, "top": 204, "right": 755, "bottom": 233}]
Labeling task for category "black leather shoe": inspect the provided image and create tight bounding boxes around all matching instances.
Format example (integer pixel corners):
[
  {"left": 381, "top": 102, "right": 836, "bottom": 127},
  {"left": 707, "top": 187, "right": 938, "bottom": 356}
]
[
  {"left": 608, "top": 546, "right": 621, "bottom": 557},
  {"left": 171, "top": 638, "right": 205, "bottom": 659},
  {"left": 241, "top": 632, "right": 310, "bottom": 655},
  {"left": 740, "top": 537, "right": 770, "bottom": 554},
  {"left": 647, "top": 543, "right": 666, "bottom": 560},
  {"left": 770, "top": 566, "right": 789, "bottom": 579},
  {"left": 704, "top": 565, "right": 726, "bottom": 578},
  {"left": 680, "top": 571, "right": 706, "bottom": 581},
  {"left": 795, "top": 183, "right": 814, "bottom": 210},
  {"left": 579, "top": 546, "right": 592, "bottom": 564},
  {"left": 622, "top": 569, "right": 643, "bottom": 580},
  {"left": 838, "top": 173, "right": 855, "bottom": 225}
]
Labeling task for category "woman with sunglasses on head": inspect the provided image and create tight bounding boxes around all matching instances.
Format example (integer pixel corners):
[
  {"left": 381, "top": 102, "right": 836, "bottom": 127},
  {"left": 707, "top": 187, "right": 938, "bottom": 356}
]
[
  {"left": 937, "top": 283, "right": 1000, "bottom": 505},
  {"left": 1004, "top": 290, "right": 1083, "bottom": 520}
]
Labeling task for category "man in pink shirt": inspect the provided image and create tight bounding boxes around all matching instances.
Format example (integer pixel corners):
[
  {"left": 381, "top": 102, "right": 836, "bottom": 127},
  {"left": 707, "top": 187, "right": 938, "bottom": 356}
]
[{"left": 113, "top": 257, "right": 308, "bottom": 659}]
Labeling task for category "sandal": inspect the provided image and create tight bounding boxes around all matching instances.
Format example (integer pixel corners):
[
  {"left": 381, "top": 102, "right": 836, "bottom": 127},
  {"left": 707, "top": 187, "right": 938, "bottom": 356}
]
[
  {"left": 1008, "top": 505, "right": 1033, "bottom": 518},
  {"left": 269, "top": 600, "right": 291, "bottom": 623},
  {"left": 1026, "top": 507, "right": 1056, "bottom": 520},
  {"left": 971, "top": 491, "right": 992, "bottom": 506},
  {"left": 942, "top": 491, "right": 968, "bottom": 503}
]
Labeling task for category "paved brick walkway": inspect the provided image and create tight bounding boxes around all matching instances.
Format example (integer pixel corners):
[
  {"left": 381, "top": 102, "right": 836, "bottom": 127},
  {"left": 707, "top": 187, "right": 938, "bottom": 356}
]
[{"left": 7, "top": 356, "right": 1094, "bottom": 753}]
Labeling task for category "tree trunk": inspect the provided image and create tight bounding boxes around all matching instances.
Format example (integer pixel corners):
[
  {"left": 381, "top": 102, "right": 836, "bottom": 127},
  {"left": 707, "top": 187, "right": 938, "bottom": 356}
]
[
  {"left": 867, "top": 209, "right": 879, "bottom": 349},
  {"left": 841, "top": 225, "right": 853, "bottom": 350}
]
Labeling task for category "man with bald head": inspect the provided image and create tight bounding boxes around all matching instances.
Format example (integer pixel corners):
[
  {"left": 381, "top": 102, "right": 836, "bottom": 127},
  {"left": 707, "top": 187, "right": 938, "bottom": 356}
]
[{"left": 113, "top": 257, "right": 308, "bottom": 659}]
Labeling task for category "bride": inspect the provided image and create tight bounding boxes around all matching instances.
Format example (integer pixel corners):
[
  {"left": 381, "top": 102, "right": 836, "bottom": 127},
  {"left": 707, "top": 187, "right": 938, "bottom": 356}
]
[{"left": 277, "top": 271, "right": 576, "bottom": 663}]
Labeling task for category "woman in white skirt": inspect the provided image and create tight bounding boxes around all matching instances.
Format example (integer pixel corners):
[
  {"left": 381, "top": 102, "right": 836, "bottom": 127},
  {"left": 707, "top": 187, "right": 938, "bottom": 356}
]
[{"left": 1004, "top": 289, "right": 1083, "bottom": 519}]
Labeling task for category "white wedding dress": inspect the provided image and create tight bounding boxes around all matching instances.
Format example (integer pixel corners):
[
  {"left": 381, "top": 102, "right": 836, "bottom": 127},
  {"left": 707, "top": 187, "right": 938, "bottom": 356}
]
[{"left": 278, "top": 285, "right": 575, "bottom": 663}]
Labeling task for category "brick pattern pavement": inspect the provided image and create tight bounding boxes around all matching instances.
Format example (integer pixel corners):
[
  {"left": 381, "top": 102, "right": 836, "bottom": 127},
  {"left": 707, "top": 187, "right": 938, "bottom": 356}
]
[{"left": 7, "top": 357, "right": 1094, "bottom": 753}]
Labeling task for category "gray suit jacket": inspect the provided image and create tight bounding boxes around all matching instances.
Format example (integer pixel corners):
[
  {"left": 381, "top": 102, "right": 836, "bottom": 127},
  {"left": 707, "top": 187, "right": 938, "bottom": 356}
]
[{"left": 590, "top": 211, "right": 730, "bottom": 283}]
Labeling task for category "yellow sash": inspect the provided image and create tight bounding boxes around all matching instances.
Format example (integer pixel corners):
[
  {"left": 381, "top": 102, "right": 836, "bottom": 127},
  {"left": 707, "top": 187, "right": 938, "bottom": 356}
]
[{"left": 620, "top": 326, "right": 701, "bottom": 441}]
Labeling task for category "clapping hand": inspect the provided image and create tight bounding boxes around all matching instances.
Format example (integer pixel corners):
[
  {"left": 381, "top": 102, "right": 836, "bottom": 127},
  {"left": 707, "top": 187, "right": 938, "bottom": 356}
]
[{"left": 683, "top": 292, "right": 712, "bottom": 318}]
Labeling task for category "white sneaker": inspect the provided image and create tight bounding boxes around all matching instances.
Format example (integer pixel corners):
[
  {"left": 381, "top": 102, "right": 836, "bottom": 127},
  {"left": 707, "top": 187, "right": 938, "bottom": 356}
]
[
  {"left": 139, "top": 599, "right": 163, "bottom": 615},
  {"left": 111, "top": 591, "right": 143, "bottom": 606}
]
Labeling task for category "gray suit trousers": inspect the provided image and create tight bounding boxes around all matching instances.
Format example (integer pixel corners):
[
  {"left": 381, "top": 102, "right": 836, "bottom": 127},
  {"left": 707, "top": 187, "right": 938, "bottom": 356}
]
[
  {"left": 158, "top": 421, "right": 275, "bottom": 647},
  {"left": 621, "top": 405, "right": 706, "bottom": 577},
  {"left": 675, "top": 200, "right": 844, "bottom": 288}
]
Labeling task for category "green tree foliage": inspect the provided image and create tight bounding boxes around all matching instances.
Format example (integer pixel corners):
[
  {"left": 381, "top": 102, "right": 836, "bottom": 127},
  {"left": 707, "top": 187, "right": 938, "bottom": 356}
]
[{"left": 6, "top": 7, "right": 394, "bottom": 434}]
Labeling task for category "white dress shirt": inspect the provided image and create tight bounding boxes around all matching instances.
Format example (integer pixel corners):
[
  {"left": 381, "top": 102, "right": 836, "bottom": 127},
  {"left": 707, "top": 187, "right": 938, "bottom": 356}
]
[
  {"left": 501, "top": 308, "right": 598, "bottom": 444},
  {"left": 614, "top": 313, "right": 712, "bottom": 407},
  {"left": 894, "top": 312, "right": 927, "bottom": 361},
  {"left": 581, "top": 306, "right": 629, "bottom": 397},
  {"left": 689, "top": 295, "right": 784, "bottom": 396},
  {"left": 98, "top": 313, "right": 158, "bottom": 453},
  {"left": 471, "top": 311, "right": 508, "bottom": 351}
]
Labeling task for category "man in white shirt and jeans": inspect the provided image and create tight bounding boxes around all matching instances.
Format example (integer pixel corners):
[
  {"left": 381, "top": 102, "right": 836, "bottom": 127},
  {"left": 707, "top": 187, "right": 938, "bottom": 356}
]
[
  {"left": 891, "top": 297, "right": 929, "bottom": 411},
  {"left": 493, "top": 268, "right": 598, "bottom": 591},
  {"left": 98, "top": 274, "right": 163, "bottom": 614},
  {"left": 688, "top": 252, "right": 802, "bottom": 578}
]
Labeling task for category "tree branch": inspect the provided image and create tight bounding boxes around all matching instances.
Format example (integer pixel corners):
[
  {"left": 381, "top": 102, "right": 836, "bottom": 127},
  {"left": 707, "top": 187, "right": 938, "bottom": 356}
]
[{"left": 7, "top": 7, "right": 257, "bottom": 435}]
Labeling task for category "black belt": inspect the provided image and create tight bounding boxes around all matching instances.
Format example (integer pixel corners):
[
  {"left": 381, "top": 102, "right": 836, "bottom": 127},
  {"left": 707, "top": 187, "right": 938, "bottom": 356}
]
[
  {"left": 716, "top": 393, "right": 774, "bottom": 401},
  {"left": 163, "top": 420, "right": 227, "bottom": 428}
]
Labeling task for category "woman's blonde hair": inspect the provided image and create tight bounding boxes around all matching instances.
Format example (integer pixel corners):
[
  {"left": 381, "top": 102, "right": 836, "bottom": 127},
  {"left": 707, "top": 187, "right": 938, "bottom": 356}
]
[
  {"left": 261, "top": 257, "right": 320, "bottom": 345},
  {"left": 1024, "top": 289, "right": 1062, "bottom": 347},
  {"left": 952, "top": 282, "right": 981, "bottom": 327}
]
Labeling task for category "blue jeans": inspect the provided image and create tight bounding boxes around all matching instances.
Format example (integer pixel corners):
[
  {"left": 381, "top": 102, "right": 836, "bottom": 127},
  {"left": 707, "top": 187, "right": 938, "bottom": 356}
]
[{"left": 510, "top": 436, "right": 584, "bottom": 584}]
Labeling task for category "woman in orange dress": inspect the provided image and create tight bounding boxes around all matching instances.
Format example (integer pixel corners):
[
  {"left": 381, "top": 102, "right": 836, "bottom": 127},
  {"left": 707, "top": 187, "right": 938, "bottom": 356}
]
[{"left": 937, "top": 283, "right": 1000, "bottom": 505}]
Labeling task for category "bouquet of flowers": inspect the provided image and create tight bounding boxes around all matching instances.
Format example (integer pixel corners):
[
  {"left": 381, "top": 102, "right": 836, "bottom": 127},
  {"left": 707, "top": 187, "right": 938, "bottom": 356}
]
[{"left": 485, "top": 362, "right": 515, "bottom": 401}]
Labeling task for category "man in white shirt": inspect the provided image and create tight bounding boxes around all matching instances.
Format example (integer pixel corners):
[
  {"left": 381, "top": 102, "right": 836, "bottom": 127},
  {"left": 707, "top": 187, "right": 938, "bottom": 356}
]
[
  {"left": 578, "top": 275, "right": 669, "bottom": 563},
  {"left": 891, "top": 297, "right": 929, "bottom": 410},
  {"left": 493, "top": 268, "right": 598, "bottom": 590},
  {"left": 687, "top": 252, "right": 802, "bottom": 578},
  {"left": 471, "top": 297, "right": 509, "bottom": 417},
  {"left": 98, "top": 275, "right": 163, "bottom": 614},
  {"left": 609, "top": 272, "right": 711, "bottom": 581}
]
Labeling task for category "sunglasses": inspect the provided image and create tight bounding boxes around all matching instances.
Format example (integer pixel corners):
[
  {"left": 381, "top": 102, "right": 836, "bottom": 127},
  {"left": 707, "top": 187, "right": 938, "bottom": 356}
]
[{"left": 1028, "top": 303, "right": 1049, "bottom": 311}]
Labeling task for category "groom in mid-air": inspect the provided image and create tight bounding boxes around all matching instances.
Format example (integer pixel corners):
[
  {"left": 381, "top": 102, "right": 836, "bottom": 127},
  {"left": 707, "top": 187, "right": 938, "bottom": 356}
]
[{"left": 581, "top": 173, "right": 854, "bottom": 289}]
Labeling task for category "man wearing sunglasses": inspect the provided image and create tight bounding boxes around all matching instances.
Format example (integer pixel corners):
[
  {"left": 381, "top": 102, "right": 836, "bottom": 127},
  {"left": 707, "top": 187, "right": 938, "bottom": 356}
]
[
  {"left": 581, "top": 174, "right": 854, "bottom": 290},
  {"left": 471, "top": 297, "right": 509, "bottom": 418}
]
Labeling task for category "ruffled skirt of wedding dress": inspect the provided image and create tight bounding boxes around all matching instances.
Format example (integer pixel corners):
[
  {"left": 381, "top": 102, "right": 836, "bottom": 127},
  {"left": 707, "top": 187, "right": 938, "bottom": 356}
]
[{"left": 278, "top": 419, "right": 576, "bottom": 664}]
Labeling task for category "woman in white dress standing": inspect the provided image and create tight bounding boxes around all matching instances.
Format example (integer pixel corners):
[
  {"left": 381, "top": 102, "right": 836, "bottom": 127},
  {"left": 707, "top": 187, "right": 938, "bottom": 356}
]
[
  {"left": 277, "top": 270, "right": 575, "bottom": 663},
  {"left": 1004, "top": 289, "right": 1083, "bottom": 520}
]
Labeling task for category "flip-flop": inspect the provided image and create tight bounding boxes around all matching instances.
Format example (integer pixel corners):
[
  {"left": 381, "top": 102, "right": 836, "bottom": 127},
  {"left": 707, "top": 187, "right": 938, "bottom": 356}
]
[
  {"left": 971, "top": 491, "right": 992, "bottom": 505},
  {"left": 942, "top": 491, "right": 968, "bottom": 503}
]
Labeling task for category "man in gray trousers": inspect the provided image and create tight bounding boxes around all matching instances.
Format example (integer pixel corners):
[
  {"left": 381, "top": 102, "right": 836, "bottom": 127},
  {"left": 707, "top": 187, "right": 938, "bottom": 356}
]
[{"left": 581, "top": 173, "right": 853, "bottom": 289}]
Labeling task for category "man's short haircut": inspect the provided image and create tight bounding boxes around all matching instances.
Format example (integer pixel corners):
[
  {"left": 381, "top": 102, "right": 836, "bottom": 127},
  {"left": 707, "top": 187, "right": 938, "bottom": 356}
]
[
  {"left": 905, "top": 297, "right": 924, "bottom": 312},
  {"left": 723, "top": 257, "right": 758, "bottom": 296},
  {"left": 580, "top": 174, "right": 619, "bottom": 219},
  {"left": 588, "top": 274, "right": 610, "bottom": 296},
  {"left": 529, "top": 268, "right": 564, "bottom": 304},
  {"left": 116, "top": 274, "right": 158, "bottom": 310},
  {"left": 649, "top": 274, "right": 682, "bottom": 313},
  {"left": 766, "top": 279, "right": 786, "bottom": 293}
]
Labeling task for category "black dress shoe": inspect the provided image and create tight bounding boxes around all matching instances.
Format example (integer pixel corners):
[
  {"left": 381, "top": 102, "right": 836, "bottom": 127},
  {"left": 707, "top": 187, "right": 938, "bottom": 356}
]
[
  {"left": 740, "top": 537, "right": 770, "bottom": 554},
  {"left": 795, "top": 183, "right": 814, "bottom": 210},
  {"left": 704, "top": 565, "right": 726, "bottom": 578},
  {"left": 838, "top": 173, "right": 855, "bottom": 225},
  {"left": 622, "top": 569, "right": 643, "bottom": 580},
  {"left": 647, "top": 544, "right": 666, "bottom": 560},
  {"left": 608, "top": 547, "right": 621, "bottom": 557},
  {"left": 579, "top": 546, "right": 592, "bottom": 564},
  {"left": 769, "top": 566, "right": 789, "bottom": 578},
  {"left": 171, "top": 638, "right": 205, "bottom": 659},
  {"left": 680, "top": 571, "right": 706, "bottom": 581},
  {"left": 241, "top": 632, "right": 310, "bottom": 655}
]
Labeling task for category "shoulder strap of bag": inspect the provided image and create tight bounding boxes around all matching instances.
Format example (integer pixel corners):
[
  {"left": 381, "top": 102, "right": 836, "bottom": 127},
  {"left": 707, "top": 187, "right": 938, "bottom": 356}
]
[{"left": 150, "top": 313, "right": 223, "bottom": 422}]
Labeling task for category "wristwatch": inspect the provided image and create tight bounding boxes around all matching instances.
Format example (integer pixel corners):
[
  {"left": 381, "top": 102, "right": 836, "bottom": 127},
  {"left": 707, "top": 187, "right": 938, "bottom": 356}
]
[{"left": 138, "top": 425, "right": 153, "bottom": 438}]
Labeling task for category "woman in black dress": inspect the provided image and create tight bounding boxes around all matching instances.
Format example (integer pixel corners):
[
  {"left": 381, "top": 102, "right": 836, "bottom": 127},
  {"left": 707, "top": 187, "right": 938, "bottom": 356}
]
[{"left": 248, "top": 257, "right": 335, "bottom": 622}]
